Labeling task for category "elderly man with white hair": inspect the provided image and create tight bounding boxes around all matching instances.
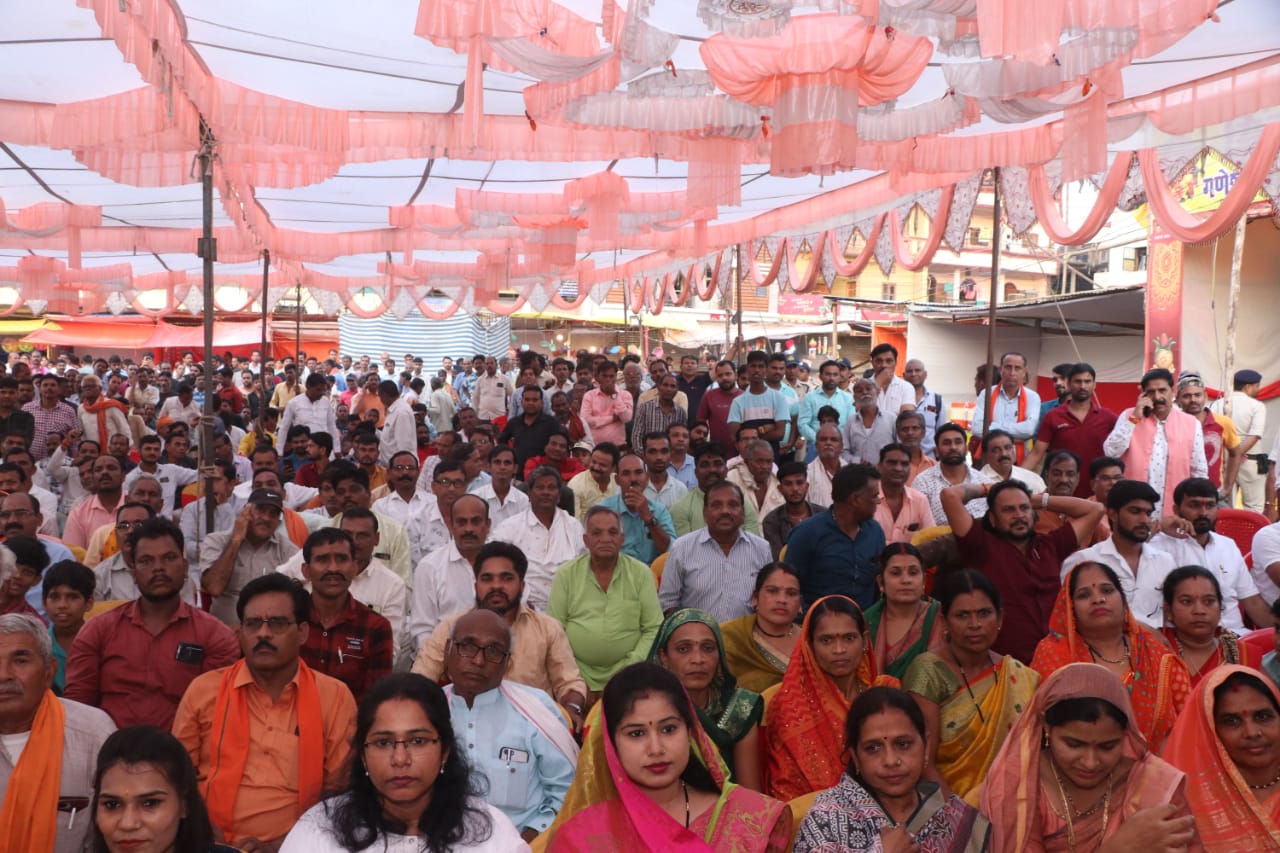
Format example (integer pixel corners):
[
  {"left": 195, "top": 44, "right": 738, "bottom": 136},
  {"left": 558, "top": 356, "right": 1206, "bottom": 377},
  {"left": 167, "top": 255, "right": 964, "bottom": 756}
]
[{"left": 0, "top": 612, "right": 117, "bottom": 851}]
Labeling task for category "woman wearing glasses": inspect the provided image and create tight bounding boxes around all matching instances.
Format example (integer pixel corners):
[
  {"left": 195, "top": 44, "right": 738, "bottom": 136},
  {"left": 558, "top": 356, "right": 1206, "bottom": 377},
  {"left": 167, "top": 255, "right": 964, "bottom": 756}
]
[{"left": 280, "top": 672, "right": 530, "bottom": 852}]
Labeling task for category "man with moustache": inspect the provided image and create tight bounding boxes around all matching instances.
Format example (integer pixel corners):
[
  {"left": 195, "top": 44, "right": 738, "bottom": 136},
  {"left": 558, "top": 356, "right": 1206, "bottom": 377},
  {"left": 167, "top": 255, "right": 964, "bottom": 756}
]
[
  {"left": 63, "top": 517, "right": 238, "bottom": 728},
  {"left": 1175, "top": 370, "right": 1242, "bottom": 497},
  {"left": 493, "top": 467, "right": 585, "bottom": 611},
  {"left": 798, "top": 360, "right": 854, "bottom": 464},
  {"left": 62, "top": 454, "right": 126, "bottom": 549},
  {"left": 1024, "top": 363, "right": 1117, "bottom": 497},
  {"left": 1060, "top": 480, "right": 1178, "bottom": 629},
  {"left": 296, "top": 528, "right": 393, "bottom": 701},
  {"left": 413, "top": 541, "right": 588, "bottom": 727},
  {"left": 695, "top": 359, "right": 744, "bottom": 450},
  {"left": 1104, "top": 368, "right": 1207, "bottom": 515},
  {"left": 201, "top": 488, "right": 300, "bottom": 625},
  {"left": 2, "top": 491, "right": 75, "bottom": 615},
  {"left": 173, "top": 573, "right": 355, "bottom": 851},
  {"left": 912, "top": 422, "right": 995, "bottom": 525},
  {"left": 407, "top": 493, "right": 492, "bottom": 648},
  {"left": 841, "top": 377, "right": 896, "bottom": 465},
  {"left": 441, "top": 607, "right": 579, "bottom": 842},
  {"left": 1147, "top": 476, "right": 1274, "bottom": 633},
  {"left": 941, "top": 479, "right": 1103, "bottom": 663}
]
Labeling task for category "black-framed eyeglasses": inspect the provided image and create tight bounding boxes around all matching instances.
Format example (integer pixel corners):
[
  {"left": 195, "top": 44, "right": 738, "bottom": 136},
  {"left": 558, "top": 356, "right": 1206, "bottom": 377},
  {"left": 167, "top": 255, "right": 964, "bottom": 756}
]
[
  {"left": 362, "top": 735, "right": 441, "bottom": 755},
  {"left": 449, "top": 640, "right": 510, "bottom": 664},
  {"left": 241, "top": 616, "right": 298, "bottom": 633}
]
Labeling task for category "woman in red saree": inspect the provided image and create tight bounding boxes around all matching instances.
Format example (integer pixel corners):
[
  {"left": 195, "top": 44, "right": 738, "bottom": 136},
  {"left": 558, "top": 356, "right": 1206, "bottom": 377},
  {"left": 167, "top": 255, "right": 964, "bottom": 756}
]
[
  {"left": 541, "top": 662, "right": 791, "bottom": 852},
  {"left": 1030, "top": 561, "right": 1191, "bottom": 750},
  {"left": 981, "top": 663, "right": 1200, "bottom": 852},
  {"left": 1160, "top": 566, "right": 1261, "bottom": 688},
  {"left": 762, "top": 595, "right": 899, "bottom": 802},
  {"left": 1165, "top": 666, "right": 1280, "bottom": 852}
]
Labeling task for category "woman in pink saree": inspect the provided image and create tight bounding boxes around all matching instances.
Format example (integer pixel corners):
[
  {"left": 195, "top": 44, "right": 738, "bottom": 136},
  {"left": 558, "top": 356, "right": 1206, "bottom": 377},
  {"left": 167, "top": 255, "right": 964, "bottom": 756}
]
[{"left": 541, "top": 662, "right": 791, "bottom": 852}]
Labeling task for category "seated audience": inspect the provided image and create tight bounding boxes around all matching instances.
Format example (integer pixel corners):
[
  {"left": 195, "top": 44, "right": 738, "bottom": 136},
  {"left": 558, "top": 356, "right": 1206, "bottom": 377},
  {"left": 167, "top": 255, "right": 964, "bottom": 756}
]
[
  {"left": 763, "top": 595, "right": 899, "bottom": 801},
  {"left": 297, "top": 528, "right": 394, "bottom": 701},
  {"left": 442, "top": 609, "right": 578, "bottom": 842},
  {"left": 864, "top": 543, "right": 944, "bottom": 680},
  {"left": 720, "top": 562, "right": 803, "bottom": 694},
  {"left": 1160, "top": 565, "right": 1260, "bottom": 688},
  {"left": 41, "top": 560, "right": 94, "bottom": 694},
  {"left": 596, "top": 453, "right": 675, "bottom": 565},
  {"left": 414, "top": 542, "right": 589, "bottom": 729},
  {"left": 903, "top": 570, "right": 1039, "bottom": 801},
  {"left": 649, "top": 609, "right": 764, "bottom": 790},
  {"left": 0, "top": 613, "right": 117, "bottom": 853},
  {"left": 982, "top": 663, "right": 1199, "bottom": 852},
  {"left": 784, "top": 463, "right": 886, "bottom": 611},
  {"left": 547, "top": 507, "right": 663, "bottom": 695},
  {"left": 794, "top": 687, "right": 991, "bottom": 852},
  {"left": 0, "top": 535, "right": 46, "bottom": 618},
  {"left": 1031, "top": 561, "right": 1191, "bottom": 750},
  {"left": 539, "top": 663, "right": 791, "bottom": 850},
  {"left": 1165, "top": 666, "right": 1280, "bottom": 850},
  {"left": 173, "top": 573, "right": 356, "bottom": 850},
  {"left": 280, "top": 673, "right": 530, "bottom": 852},
  {"left": 91, "top": 725, "right": 243, "bottom": 853},
  {"left": 491, "top": 467, "right": 584, "bottom": 612},
  {"left": 201, "top": 487, "right": 300, "bottom": 625},
  {"left": 761, "top": 460, "right": 822, "bottom": 559}
]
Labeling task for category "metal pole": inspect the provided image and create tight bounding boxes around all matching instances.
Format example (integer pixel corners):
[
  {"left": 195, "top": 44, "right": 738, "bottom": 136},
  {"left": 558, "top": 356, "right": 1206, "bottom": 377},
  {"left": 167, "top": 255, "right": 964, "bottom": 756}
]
[
  {"left": 735, "top": 243, "right": 744, "bottom": 346},
  {"left": 295, "top": 280, "right": 303, "bottom": 367},
  {"left": 197, "top": 120, "right": 217, "bottom": 536},
  {"left": 260, "top": 249, "right": 270, "bottom": 376},
  {"left": 981, "top": 167, "right": 1003, "bottom": 445}
]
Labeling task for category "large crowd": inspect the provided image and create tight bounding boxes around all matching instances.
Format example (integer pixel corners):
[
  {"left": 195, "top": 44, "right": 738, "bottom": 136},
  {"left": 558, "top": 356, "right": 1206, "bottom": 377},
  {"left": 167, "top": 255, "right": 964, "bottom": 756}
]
[{"left": 0, "top": 342, "right": 1279, "bottom": 852}]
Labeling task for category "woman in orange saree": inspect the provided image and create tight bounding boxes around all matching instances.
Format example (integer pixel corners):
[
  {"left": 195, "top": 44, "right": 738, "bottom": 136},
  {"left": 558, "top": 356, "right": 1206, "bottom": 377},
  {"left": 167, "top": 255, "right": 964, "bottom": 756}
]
[
  {"left": 1030, "top": 560, "right": 1191, "bottom": 751},
  {"left": 1160, "top": 566, "right": 1261, "bottom": 688},
  {"left": 981, "top": 663, "right": 1201, "bottom": 853},
  {"left": 762, "top": 595, "right": 899, "bottom": 802},
  {"left": 541, "top": 662, "right": 791, "bottom": 853},
  {"left": 1165, "top": 665, "right": 1280, "bottom": 852}
]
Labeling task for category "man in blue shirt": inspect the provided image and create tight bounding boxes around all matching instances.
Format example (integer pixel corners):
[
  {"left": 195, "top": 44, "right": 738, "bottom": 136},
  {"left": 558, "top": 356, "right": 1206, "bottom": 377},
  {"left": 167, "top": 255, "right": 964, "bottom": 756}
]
[
  {"left": 444, "top": 608, "right": 578, "bottom": 842},
  {"left": 784, "top": 462, "right": 886, "bottom": 611},
  {"left": 599, "top": 452, "right": 675, "bottom": 564}
]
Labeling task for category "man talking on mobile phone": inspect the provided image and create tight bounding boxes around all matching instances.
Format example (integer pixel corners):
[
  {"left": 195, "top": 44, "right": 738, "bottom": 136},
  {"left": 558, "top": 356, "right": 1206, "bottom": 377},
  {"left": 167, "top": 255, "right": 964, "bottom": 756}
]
[{"left": 1102, "top": 368, "right": 1208, "bottom": 516}]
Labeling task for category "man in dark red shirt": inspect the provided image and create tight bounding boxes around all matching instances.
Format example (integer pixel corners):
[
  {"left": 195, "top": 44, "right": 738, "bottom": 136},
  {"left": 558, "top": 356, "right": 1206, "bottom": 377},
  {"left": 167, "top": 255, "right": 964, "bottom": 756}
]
[
  {"left": 63, "top": 517, "right": 240, "bottom": 728},
  {"left": 941, "top": 479, "right": 1104, "bottom": 663},
  {"left": 1024, "top": 362, "right": 1117, "bottom": 497},
  {"left": 298, "top": 527, "right": 393, "bottom": 700},
  {"left": 694, "top": 359, "right": 742, "bottom": 450}
]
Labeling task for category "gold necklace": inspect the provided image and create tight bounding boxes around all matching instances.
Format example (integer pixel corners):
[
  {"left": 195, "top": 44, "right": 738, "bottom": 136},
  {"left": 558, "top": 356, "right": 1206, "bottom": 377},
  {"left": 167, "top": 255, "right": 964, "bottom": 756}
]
[
  {"left": 1050, "top": 759, "right": 1111, "bottom": 852},
  {"left": 1248, "top": 766, "right": 1280, "bottom": 791}
]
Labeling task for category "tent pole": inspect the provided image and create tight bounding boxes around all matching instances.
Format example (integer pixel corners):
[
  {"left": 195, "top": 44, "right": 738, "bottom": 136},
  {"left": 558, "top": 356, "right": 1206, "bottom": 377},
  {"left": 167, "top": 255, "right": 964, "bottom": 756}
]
[
  {"left": 197, "top": 119, "right": 217, "bottom": 539},
  {"left": 295, "top": 281, "right": 303, "bottom": 367},
  {"left": 735, "top": 243, "right": 743, "bottom": 347},
  {"left": 1221, "top": 214, "right": 1248, "bottom": 420},
  {"left": 981, "top": 167, "right": 1002, "bottom": 446},
  {"left": 260, "top": 249, "right": 270, "bottom": 374}
]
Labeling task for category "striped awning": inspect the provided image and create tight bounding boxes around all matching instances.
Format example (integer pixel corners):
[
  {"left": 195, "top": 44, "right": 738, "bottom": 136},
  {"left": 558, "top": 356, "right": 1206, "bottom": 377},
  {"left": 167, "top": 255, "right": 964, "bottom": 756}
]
[{"left": 338, "top": 310, "right": 510, "bottom": 368}]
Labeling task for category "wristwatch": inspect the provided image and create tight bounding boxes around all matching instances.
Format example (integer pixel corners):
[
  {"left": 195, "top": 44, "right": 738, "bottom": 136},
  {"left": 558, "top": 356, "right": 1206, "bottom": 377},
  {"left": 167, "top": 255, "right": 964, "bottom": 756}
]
[{"left": 644, "top": 516, "right": 659, "bottom": 529}]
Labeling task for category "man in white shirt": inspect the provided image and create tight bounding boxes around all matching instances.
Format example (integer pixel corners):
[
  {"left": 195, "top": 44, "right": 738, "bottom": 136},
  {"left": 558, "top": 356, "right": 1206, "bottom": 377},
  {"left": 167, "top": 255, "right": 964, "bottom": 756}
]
[
  {"left": 408, "top": 493, "right": 491, "bottom": 649},
  {"left": 123, "top": 434, "right": 200, "bottom": 515},
  {"left": 472, "top": 357, "right": 510, "bottom": 422},
  {"left": 1252, "top": 517, "right": 1280, "bottom": 605},
  {"left": 979, "top": 429, "right": 1046, "bottom": 493},
  {"left": 276, "top": 373, "right": 337, "bottom": 450},
  {"left": 470, "top": 445, "right": 529, "bottom": 527},
  {"left": 372, "top": 450, "right": 437, "bottom": 566},
  {"left": 869, "top": 343, "right": 917, "bottom": 418},
  {"left": 1062, "top": 480, "right": 1176, "bottom": 629},
  {"left": 1146, "top": 476, "right": 1274, "bottom": 634},
  {"left": 806, "top": 424, "right": 851, "bottom": 509},
  {"left": 1211, "top": 368, "right": 1267, "bottom": 512},
  {"left": 491, "top": 467, "right": 584, "bottom": 612},
  {"left": 377, "top": 380, "right": 416, "bottom": 466}
]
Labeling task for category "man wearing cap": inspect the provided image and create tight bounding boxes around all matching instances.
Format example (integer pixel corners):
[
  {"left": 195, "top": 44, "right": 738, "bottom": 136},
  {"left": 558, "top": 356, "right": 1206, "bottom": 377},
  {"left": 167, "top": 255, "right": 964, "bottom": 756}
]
[
  {"left": 1212, "top": 368, "right": 1267, "bottom": 512},
  {"left": 199, "top": 487, "right": 300, "bottom": 625},
  {"left": 1176, "top": 370, "right": 1242, "bottom": 497}
]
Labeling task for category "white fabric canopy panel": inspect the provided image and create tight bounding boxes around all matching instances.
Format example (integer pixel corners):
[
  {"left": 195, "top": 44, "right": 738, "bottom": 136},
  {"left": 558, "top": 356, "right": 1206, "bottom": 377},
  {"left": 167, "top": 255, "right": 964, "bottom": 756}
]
[{"left": 0, "top": 0, "right": 1277, "bottom": 321}]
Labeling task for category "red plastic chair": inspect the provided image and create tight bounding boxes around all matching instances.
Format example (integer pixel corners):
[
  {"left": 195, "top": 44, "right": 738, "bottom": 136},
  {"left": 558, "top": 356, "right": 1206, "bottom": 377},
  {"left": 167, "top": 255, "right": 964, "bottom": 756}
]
[
  {"left": 1215, "top": 507, "right": 1270, "bottom": 558},
  {"left": 1242, "top": 627, "right": 1275, "bottom": 662}
]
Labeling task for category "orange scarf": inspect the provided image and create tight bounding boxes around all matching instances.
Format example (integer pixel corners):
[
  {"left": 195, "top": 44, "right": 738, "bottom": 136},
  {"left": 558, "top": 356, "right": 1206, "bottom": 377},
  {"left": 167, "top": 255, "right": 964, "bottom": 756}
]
[
  {"left": 1029, "top": 565, "right": 1191, "bottom": 751},
  {"left": 1164, "top": 665, "right": 1280, "bottom": 851},
  {"left": 203, "top": 660, "right": 325, "bottom": 837},
  {"left": 0, "top": 689, "right": 65, "bottom": 852},
  {"left": 764, "top": 595, "right": 899, "bottom": 801},
  {"left": 82, "top": 396, "right": 128, "bottom": 442}
]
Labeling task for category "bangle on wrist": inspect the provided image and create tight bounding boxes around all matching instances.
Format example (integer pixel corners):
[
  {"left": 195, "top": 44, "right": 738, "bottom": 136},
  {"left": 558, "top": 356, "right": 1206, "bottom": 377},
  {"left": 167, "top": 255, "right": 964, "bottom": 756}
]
[{"left": 1041, "top": 492, "right": 1049, "bottom": 509}]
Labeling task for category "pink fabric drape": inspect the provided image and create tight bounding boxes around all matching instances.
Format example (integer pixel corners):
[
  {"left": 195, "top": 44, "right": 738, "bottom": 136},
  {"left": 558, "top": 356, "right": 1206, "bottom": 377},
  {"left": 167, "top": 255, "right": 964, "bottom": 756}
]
[
  {"left": 1028, "top": 152, "right": 1134, "bottom": 245},
  {"left": 889, "top": 185, "right": 955, "bottom": 271}
]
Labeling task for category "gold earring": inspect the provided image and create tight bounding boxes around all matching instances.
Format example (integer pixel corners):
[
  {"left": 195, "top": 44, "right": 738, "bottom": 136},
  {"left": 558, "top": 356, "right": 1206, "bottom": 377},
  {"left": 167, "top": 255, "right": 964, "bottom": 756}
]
[{"left": 1041, "top": 730, "right": 1050, "bottom": 750}]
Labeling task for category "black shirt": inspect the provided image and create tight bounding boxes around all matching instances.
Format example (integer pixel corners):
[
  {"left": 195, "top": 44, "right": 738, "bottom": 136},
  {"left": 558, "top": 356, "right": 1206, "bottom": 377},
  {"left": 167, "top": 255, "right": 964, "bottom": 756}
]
[{"left": 498, "top": 413, "right": 564, "bottom": 479}]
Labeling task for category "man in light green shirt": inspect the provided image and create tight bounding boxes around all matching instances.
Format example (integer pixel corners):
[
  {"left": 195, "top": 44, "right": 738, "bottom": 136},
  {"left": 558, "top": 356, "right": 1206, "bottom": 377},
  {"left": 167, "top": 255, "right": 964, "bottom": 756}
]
[
  {"left": 567, "top": 442, "right": 620, "bottom": 521},
  {"left": 669, "top": 443, "right": 761, "bottom": 537},
  {"left": 546, "top": 505, "right": 663, "bottom": 691}
]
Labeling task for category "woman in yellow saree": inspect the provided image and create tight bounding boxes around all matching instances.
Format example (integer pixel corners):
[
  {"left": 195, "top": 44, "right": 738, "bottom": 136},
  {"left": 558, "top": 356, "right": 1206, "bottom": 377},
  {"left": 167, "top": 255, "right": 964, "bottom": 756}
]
[
  {"left": 538, "top": 662, "right": 791, "bottom": 852},
  {"left": 1165, "top": 665, "right": 1280, "bottom": 852},
  {"left": 903, "top": 570, "right": 1038, "bottom": 802},
  {"left": 719, "top": 563, "right": 802, "bottom": 695}
]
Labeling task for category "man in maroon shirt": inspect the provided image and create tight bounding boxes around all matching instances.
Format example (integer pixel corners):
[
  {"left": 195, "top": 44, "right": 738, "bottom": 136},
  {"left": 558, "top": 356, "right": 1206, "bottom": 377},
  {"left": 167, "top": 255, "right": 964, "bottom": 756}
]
[
  {"left": 941, "top": 479, "right": 1104, "bottom": 663},
  {"left": 63, "top": 517, "right": 239, "bottom": 728},
  {"left": 694, "top": 359, "right": 742, "bottom": 450},
  {"left": 1024, "top": 362, "right": 1117, "bottom": 497}
]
